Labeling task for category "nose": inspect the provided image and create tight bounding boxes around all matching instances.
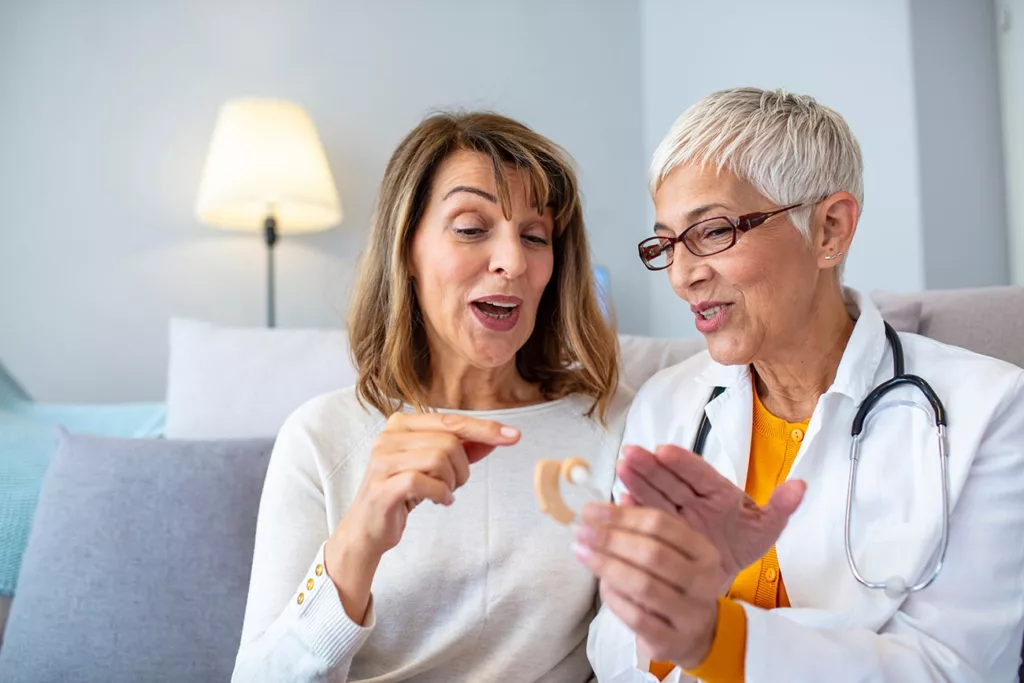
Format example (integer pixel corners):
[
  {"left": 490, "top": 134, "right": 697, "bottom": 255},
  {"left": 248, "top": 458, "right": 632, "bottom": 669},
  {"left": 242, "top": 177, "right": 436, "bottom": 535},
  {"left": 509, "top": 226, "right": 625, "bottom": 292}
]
[
  {"left": 490, "top": 226, "right": 527, "bottom": 279},
  {"left": 667, "top": 249, "right": 713, "bottom": 300}
]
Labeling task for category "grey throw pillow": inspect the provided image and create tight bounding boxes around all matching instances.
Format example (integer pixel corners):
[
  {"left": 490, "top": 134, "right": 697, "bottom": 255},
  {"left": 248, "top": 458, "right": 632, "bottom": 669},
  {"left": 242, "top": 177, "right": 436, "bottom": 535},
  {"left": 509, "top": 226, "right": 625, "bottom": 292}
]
[
  {"left": 872, "top": 295, "right": 923, "bottom": 334},
  {"left": 0, "top": 433, "right": 273, "bottom": 683}
]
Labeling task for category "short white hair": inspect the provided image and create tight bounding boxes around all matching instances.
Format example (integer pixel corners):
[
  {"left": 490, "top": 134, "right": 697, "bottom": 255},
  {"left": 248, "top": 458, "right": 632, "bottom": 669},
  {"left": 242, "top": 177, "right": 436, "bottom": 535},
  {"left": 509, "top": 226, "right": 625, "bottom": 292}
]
[{"left": 650, "top": 87, "right": 863, "bottom": 238}]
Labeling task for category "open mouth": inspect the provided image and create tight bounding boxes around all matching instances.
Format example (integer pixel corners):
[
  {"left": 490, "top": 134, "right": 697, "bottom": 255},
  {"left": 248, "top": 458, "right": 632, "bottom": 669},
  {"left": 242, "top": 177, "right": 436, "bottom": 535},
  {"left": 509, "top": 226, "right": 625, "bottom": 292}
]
[
  {"left": 691, "top": 301, "right": 733, "bottom": 333},
  {"left": 471, "top": 300, "right": 520, "bottom": 319},
  {"left": 698, "top": 304, "right": 726, "bottom": 320},
  {"left": 470, "top": 296, "right": 523, "bottom": 331}
]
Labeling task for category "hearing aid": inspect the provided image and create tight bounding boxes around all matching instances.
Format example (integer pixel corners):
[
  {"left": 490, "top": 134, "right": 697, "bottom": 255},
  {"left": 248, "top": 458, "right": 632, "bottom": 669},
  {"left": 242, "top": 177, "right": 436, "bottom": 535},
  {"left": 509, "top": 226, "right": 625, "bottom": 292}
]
[{"left": 533, "top": 457, "right": 604, "bottom": 524}]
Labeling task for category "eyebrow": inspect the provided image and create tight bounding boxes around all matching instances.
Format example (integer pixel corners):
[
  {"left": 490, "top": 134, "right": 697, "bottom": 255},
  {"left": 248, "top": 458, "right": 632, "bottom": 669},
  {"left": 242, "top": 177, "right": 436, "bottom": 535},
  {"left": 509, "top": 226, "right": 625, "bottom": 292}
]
[
  {"left": 653, "top": 203, "right": 730, "bottom": 234},
  {"left": 443, "top": 185, "right": 497, "bottom": 203}
]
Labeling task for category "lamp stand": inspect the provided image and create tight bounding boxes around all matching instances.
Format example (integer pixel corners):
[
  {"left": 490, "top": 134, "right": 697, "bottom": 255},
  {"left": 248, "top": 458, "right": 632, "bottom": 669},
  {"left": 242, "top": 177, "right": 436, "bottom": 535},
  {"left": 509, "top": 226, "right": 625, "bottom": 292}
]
[{"left": 264, "top": 215, "right": 278, "bottom": 328}]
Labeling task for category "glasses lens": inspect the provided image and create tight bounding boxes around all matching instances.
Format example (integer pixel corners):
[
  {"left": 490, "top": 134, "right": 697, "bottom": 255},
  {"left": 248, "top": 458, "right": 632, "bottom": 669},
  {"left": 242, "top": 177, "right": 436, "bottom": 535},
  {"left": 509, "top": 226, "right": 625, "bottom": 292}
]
[
  {"left": 639, "top": 237, "right": 672, "bottom": 269},
  {"left": 685, "top": 218, "right": 735, "bottom": 255}
]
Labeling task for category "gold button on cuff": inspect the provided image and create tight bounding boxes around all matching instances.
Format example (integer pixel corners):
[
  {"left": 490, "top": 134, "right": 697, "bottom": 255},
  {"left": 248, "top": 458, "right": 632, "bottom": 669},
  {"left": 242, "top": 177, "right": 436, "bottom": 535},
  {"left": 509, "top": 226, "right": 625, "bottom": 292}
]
[
  {"left": 765, "top": 567, "right": 779, "bottom": 583},
  {"left": 307, "top": 578, "right": 315, "bottom": 591},
  {"left": 315, "top": 564, "right": 324, "bottom": 576},
  {"left": 297, "top": 593, "right": 305, "bottom": 605}
]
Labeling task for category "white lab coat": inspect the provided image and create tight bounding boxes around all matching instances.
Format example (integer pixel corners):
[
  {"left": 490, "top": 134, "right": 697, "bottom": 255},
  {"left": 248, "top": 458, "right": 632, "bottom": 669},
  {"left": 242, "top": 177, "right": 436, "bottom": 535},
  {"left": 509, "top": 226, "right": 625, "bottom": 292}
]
[{"left": 588, "top": 290, "right": 1024, "bottom": 682}]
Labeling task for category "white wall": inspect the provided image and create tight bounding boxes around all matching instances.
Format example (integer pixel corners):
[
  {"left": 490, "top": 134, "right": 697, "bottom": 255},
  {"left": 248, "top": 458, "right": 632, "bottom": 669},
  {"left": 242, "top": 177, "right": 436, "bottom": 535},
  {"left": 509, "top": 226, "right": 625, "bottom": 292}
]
[
  {"left": 0, "top": 0, "right": 648, "bottom": 402},
  {"left": 641, "top": 0, "right": 927, "bottom": 339},
  {"left": 911, "top": 0, "right": 1010, "bottom": 289},
  {"left": 2, "top": 1, "right": 1012, "bottom": 400},
  {"left": 997, "top": 0, "right": 1024, "bottom": 285}
]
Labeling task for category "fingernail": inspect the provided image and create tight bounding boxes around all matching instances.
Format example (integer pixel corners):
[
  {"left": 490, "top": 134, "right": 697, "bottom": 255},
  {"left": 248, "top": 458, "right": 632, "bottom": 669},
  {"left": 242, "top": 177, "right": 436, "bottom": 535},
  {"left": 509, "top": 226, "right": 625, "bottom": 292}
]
[
  {"left": 575, "top": 524, "right": 597, "bottom": 544},
  {"left": 500, "top": 426, "right": 520, "bottom": 438},
  {"left": 445, "top": 493, "right": 455, "bottom": 506},
  {"left": 571, "top": 541, "right": 593, "bottom": 562}
]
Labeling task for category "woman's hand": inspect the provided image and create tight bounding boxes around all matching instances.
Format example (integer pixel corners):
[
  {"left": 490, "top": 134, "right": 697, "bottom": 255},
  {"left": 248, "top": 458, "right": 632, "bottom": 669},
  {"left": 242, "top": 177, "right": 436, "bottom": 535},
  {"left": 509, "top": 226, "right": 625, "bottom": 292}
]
[
  {"left": 324, "top": 412, "right": 520, "bottom": 623},
  {"left": 573, "top": 503, "right": 726, "bottom": 668},
  {"left": 616, "top": 444, "right": 805, "bottom": 586}
]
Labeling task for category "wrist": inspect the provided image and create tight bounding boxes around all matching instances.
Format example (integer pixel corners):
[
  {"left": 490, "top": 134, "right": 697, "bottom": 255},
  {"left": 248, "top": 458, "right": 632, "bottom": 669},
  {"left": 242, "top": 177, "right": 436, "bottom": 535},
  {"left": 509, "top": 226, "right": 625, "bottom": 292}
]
[
  {"left": 680, "top": 600, "right": 720, "bottom": 670},
  {"left": 324, "top": 535, "right": 381, "bottom": 625},
  {"left": 325, "top": 534, "right": 379, "bottom": 572}
]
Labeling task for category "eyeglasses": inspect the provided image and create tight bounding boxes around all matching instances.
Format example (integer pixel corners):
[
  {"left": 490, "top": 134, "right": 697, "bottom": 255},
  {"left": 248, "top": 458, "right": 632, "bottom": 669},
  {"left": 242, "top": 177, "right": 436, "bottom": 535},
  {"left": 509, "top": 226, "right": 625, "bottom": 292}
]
[{"left": 637, "top": 201, "right": 814, "bottom": 271}]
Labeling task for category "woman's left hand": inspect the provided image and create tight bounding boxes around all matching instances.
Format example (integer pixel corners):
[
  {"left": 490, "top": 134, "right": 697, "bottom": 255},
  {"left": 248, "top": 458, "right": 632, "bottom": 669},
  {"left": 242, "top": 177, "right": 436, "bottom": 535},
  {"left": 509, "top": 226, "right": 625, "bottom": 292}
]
[{"left": 572, "top": 503, "right": 727, "bottom": 669}]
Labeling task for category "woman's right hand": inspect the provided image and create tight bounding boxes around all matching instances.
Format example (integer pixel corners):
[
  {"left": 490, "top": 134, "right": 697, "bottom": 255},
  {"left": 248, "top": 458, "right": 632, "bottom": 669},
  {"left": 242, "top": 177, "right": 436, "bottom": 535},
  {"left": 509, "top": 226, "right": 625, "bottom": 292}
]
[
  {"left": 324, "top": 412, "right": 521, "bottom": 623},
  {"left": 615, "top": 444, "right": 804, "bottom": 588}
]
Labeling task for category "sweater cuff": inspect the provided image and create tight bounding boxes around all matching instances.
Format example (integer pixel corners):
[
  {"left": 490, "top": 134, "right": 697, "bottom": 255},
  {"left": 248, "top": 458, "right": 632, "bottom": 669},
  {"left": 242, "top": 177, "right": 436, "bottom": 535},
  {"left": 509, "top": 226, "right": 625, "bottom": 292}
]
[
  {"left": 683, "top": 597, "right": 746, "bottom": 683},
  {"left": 291, "top": 543, "right": 375, "bottom": 668}
]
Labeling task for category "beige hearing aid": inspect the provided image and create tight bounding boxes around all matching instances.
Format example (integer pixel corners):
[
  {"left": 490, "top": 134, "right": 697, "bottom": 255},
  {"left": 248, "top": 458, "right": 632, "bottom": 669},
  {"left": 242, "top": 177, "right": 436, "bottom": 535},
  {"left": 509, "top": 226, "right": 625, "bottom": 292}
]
[{"left": 533, "top": 457, "right": 595, "bottom": 524}]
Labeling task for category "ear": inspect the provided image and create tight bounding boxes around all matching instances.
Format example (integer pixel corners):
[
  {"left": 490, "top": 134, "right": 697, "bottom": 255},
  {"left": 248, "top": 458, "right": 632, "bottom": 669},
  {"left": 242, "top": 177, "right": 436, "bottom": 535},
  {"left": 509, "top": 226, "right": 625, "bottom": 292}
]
[{"left": 815, "top": 191, "right": 858, "bottom": 269}]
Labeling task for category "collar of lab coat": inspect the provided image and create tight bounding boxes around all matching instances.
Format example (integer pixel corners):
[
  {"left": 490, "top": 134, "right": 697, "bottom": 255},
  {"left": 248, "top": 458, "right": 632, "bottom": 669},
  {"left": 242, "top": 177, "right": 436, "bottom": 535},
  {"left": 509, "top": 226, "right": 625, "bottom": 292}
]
[{"left": 691, "top": 288, "right": 888, "bottom": 485}]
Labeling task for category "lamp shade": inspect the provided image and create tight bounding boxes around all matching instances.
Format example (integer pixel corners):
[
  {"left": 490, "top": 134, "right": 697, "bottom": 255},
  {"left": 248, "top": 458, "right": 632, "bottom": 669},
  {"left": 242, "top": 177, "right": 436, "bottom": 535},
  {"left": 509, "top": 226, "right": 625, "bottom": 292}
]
[{"left": 195, "top": 98, "right": 342, "bottom": 234}]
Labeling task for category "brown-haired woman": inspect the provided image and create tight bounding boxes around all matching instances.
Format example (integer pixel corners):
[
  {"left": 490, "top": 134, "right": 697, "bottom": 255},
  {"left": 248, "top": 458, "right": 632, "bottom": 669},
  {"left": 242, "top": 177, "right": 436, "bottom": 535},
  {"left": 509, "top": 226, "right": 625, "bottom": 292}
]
[{"left": 232, "top": 112, "right": 631, "bottom": 683}]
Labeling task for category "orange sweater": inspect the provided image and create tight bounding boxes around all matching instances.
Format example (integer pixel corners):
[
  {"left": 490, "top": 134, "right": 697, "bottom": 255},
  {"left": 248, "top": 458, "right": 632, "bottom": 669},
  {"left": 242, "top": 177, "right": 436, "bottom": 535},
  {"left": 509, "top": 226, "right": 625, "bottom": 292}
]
[{"left": 650, "top": 390, "right": 807, "bottom": 682}]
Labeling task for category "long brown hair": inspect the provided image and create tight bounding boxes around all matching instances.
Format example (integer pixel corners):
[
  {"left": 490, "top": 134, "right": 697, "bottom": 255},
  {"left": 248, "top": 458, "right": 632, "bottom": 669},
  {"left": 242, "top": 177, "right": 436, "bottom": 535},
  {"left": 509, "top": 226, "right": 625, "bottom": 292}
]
[{"left": 348, "top": 111, "right": 618, "bottom": 420}]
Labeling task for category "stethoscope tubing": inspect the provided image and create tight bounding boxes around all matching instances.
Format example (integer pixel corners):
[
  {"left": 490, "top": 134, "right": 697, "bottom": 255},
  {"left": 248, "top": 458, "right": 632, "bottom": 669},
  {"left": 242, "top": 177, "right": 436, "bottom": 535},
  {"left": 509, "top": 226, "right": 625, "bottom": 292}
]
[{"left": 693, "top": 322, "right": 951, "bottom": 597}]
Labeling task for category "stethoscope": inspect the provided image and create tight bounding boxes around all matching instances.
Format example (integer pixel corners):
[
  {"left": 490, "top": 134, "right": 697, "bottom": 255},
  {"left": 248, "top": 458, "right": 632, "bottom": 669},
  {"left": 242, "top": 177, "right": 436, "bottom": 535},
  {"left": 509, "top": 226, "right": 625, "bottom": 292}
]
[{"left": 692, "top": 322, "right": 951, "bottom": 598}]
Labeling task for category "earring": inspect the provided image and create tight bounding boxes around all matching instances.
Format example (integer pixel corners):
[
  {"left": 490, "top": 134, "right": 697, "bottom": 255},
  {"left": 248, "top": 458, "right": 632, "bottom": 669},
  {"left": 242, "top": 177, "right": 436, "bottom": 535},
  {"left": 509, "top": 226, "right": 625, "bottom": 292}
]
[{"left": 824, "top": 251, "right": 844, "bottom": 261}]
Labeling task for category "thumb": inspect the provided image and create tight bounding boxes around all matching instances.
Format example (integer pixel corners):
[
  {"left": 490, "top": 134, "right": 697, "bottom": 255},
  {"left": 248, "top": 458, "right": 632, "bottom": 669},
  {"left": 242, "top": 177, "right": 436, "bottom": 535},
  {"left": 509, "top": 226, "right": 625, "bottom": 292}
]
[{"left": 765, "top": 479, "right": 806, "bottom": 523}]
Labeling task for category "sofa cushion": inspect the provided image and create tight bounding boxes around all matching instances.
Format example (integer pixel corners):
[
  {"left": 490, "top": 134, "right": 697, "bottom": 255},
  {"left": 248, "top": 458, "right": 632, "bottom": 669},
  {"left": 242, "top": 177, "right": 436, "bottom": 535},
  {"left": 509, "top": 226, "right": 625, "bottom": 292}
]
[
  {"left": 873, "top": 287, "right": 1024, "bottom": 368},
  {"left": 0, "top": 433, "right": 273, "bottom": 682},
  {"left": 875, "top": 298, "right": 922, "bottom": 334},
  {"left": 165, "top": 318, "right": 356, "bottom": 439}
]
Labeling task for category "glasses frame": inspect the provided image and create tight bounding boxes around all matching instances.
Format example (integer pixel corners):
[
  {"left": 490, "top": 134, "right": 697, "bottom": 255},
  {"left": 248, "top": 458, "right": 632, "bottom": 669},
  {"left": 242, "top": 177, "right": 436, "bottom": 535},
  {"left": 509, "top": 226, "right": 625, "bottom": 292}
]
[{"left": 638, "top": 200, "right": 814, "bottom": 271}]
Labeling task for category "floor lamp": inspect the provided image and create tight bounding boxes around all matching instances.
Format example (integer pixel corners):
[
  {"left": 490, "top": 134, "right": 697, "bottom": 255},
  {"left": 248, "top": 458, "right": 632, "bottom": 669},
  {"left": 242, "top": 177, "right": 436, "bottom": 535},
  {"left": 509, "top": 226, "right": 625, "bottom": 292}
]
[{"left": 194, "top": 98, "right": 342, "bottom": 327}]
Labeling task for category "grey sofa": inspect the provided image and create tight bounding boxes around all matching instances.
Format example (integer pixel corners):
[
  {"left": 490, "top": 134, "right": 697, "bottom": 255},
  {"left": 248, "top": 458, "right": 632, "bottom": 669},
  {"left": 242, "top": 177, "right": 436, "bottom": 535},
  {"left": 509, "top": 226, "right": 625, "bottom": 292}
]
[{"left": 0, "top": 286, "right": 1021, "bottom": 682}]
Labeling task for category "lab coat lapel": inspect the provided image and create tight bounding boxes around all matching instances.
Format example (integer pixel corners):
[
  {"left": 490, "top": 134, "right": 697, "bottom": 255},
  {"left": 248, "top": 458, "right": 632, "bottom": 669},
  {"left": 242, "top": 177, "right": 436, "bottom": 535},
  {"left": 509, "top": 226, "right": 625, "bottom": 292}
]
[
  {"left": 697, "top": 364, "right": 753, "bottom": 488},
  {"left": 777, "top": 290, "right": 906, "bottom": 630}
]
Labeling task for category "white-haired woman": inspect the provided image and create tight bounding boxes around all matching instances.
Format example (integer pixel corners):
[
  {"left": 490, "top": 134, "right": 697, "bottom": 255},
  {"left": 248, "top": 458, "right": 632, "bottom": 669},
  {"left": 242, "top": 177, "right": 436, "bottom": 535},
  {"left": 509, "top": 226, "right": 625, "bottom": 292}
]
[{"left": 576, "top": 88, "right": 1024, "bottom": 682}]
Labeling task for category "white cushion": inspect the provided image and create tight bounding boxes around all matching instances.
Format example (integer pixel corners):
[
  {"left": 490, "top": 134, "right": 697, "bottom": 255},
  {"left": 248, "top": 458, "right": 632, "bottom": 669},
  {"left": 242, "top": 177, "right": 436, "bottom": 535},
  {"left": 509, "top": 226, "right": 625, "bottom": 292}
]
[{"left": 164, "top": 319, "right": 356, "bottom": 439}]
